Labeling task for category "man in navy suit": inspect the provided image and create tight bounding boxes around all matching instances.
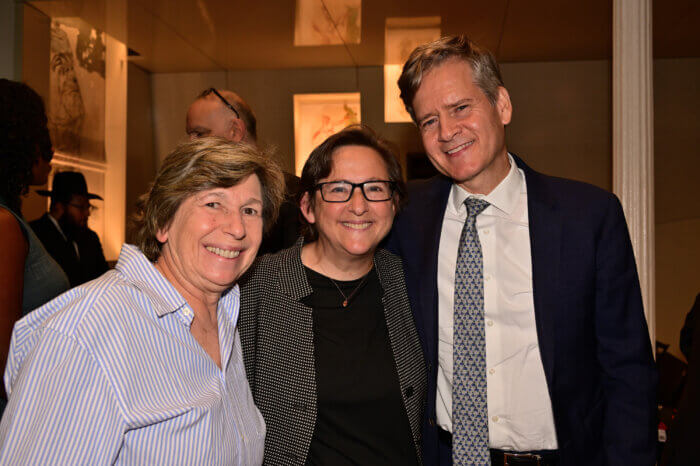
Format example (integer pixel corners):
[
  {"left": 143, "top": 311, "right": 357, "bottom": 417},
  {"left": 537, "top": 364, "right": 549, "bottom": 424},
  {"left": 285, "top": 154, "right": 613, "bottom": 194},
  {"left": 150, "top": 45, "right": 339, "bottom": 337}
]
[{"left": 386, "top": 35, "right": 656, "bottom": 465}]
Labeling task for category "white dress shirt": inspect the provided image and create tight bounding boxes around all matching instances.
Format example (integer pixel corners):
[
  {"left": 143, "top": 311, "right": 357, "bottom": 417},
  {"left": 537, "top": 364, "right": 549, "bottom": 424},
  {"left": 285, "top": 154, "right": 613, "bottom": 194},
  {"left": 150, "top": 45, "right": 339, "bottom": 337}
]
[{"left": 436, "top": 154, "right": 558, "bottom": 451}]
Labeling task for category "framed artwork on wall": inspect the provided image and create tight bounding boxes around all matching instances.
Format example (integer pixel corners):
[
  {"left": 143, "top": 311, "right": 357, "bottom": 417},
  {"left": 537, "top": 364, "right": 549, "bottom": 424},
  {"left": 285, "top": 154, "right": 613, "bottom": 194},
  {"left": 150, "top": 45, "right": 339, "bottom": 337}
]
[
  {"left": 384, "top": 17, "right": 441, "bottom": 122},
  {"left": 49, "top": 17, "right": 106, "bottom": 163},
  {"left": 48, "top": 17, "right": 107, "bottom": 243},
  {"left": 294, "top": 0, "right": 362, "bottom": 46},
  {"left": 293, "top": 92, "right": 361, "bottom": 175}
]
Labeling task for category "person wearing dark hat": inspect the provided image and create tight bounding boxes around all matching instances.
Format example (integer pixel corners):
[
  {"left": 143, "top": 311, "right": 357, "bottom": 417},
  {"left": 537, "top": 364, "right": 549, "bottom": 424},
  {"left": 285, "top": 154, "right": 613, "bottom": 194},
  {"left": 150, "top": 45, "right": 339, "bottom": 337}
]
[{"left": 31, "top": 171, "right": 109, "bottom": 286}]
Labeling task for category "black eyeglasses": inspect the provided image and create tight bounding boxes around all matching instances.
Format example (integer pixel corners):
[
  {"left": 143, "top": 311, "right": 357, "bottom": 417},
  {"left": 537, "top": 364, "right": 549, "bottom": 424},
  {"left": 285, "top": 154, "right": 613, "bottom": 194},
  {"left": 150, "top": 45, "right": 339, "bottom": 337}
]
[
  {"left": 315, "top": 181, "right": 396, "bottom": 203},
  {"left": 204, "top": 88, "right": 240, "bottom": 119},
  {"left": 68, "top": 202, "right": 97, "bottom": 213}
]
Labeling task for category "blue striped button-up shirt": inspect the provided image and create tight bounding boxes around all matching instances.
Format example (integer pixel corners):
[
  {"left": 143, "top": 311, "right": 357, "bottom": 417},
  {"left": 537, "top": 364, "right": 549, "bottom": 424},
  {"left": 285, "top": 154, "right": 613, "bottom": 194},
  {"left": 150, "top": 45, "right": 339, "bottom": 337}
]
[{"left": 0, "top": 244, "right": 265, "bottom": 465}]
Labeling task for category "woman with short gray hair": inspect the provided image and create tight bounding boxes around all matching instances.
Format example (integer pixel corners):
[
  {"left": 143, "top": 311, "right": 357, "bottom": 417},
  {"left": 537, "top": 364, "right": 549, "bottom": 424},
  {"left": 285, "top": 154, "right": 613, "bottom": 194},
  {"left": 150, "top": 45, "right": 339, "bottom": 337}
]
[{"left": 0, "top": 137, "right": 284, "bottom": 465}]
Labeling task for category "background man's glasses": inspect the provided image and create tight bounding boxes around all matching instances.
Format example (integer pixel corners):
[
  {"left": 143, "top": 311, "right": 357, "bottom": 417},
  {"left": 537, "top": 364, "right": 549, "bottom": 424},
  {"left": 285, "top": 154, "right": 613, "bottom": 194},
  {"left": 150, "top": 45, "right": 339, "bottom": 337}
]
[
  {"left": 315, "top": 181, "right": 396, "bottom": 203},
  {"left": 204, "top": 88, "right": 240, "bottom": 119},
  {"left": 68, "top": 202, "right": 97, "bottom": 213}
]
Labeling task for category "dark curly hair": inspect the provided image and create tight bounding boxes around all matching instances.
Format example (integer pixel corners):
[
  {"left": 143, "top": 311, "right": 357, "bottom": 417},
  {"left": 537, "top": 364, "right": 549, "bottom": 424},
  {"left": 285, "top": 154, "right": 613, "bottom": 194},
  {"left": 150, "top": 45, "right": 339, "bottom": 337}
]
[{"left": 0, "top": 79, "right": 53, "bottom": 214}]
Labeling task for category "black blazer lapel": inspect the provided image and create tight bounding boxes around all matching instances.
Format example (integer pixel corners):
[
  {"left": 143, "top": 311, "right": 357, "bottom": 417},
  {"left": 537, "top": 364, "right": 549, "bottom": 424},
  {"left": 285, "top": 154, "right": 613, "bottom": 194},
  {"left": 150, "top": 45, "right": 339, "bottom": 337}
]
[
  {"left": 409, "top": 177, "right": 452, "bottom": 365},
  {"left": 513, "top": 155, "right": 560, "bottom": 388},
  {"left": 375, "top": 249, "right": 428, "bottom": 458}
]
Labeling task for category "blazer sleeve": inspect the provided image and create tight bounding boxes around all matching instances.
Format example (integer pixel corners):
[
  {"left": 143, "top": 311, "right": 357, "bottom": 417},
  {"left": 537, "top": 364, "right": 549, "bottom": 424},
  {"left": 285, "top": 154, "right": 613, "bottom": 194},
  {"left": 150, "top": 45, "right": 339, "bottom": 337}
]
[{"left": 594, "top": 195, "right": 657, "bottom": 465}]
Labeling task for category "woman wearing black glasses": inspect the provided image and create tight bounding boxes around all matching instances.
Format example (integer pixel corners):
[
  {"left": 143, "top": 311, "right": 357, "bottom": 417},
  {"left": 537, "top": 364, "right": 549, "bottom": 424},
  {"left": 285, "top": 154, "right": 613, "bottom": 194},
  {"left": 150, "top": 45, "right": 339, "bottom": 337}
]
[{"left": 239, "top": 125, "right": 426, "bottom": 465}]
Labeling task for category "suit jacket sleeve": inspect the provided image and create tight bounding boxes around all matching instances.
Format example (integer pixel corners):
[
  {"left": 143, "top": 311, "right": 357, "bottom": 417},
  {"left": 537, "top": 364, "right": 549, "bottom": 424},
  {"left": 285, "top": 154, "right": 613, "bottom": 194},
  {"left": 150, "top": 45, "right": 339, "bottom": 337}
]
[{"left": 594, "top": 195, "right": 657, "bottom": 465}]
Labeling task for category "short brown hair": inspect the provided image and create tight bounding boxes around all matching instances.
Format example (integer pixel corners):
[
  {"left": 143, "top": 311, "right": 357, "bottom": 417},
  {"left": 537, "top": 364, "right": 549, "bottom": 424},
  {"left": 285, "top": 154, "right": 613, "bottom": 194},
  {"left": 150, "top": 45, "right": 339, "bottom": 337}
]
[
  {"left": 398, "top": 34, "right": 505, "bottom": 121},
  {"left": 132, "top": 137, "right": 285, "bottom": 261},
  {"left": 298, "top": 125, "right": 406, "bottom": 242}
]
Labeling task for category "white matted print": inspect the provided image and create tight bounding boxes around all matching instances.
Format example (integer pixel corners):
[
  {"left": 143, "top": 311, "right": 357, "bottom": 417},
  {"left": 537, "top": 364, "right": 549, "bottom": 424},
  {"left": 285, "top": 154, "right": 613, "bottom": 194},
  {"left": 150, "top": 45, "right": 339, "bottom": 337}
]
[
  {"left": 49, "top": 17, "right": 106, "bottom": 162},
  {"left": 384, "top": 17, "right": 441, "bottom": 122},
  {"left": 294, "top": 0, "right": 361, "bottom": 46},
  {"left": 294, "top": 93, "right": 361, "bottom": 175}
]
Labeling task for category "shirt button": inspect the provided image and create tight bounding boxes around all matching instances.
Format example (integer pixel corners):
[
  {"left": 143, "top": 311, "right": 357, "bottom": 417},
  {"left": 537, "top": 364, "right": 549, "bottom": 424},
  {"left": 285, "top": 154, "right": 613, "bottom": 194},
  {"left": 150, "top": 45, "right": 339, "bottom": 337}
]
[
  {"left": 489, "top": 368, "right": 495, "bottom": 375},
  {"left": 487, "top": 320, "right": 494, "bottom": 327},
  {"left": 484, "top": 275, "right": 491, "bottom": 281},
  {"left": 483, "top": 229, "right": 490, "bottom": 235},
  {"left": 492, "top": 416, "right": 499, "bottom": 422}
]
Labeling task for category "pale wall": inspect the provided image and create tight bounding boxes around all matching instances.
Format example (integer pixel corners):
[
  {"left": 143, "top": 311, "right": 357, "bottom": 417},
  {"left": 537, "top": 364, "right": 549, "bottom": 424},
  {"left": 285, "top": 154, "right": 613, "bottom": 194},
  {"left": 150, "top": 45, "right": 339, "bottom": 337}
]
[
  {"left": 151, "top": 61, "right": 611, "bottom": 188},
  {"left": 20, "top": 3, "right": 51, "bottom": 222},
  {"left": 125, "top": 62, "right": 157, "bottom": 241},
  {"left": 654, "top": 58, "right": 700, "bottom": 360},
  {"left": 142, "top": 58, "right": 700, "bottom": 360}
]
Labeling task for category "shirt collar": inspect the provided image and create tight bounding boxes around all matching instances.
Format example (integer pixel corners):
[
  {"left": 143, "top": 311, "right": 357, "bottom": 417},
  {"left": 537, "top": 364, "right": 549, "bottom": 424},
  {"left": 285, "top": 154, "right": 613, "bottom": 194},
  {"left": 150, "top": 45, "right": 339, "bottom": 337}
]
[
  {"left": 115, "top": 244, "right": 187, "bottom": 317},
  {"left": 449, "top": 153, "right": 525, "bottom": 217},
  {"left": 114, "top": 244, "right": 239, "bottom": 326}
]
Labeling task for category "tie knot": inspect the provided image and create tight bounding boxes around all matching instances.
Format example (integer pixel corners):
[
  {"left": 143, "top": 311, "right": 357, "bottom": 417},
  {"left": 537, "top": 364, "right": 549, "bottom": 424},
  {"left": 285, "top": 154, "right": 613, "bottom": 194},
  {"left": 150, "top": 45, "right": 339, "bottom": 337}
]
[{"left": 465, "top": 197, "right": 490, "bottom": 219}]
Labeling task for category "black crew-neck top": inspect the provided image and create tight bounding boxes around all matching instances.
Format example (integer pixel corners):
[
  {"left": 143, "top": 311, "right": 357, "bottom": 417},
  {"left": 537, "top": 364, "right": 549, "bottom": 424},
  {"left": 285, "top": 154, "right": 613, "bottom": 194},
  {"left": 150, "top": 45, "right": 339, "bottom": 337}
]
[{"left": 301, "top": 266, "right": 418, "bottom": 466}]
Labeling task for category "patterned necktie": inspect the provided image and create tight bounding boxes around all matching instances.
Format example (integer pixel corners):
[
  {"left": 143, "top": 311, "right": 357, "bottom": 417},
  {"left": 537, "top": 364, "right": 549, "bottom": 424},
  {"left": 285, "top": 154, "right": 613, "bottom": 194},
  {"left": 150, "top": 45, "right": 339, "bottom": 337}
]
[{"left": 453, "top": 197, "right": 491, "bottom": 465}]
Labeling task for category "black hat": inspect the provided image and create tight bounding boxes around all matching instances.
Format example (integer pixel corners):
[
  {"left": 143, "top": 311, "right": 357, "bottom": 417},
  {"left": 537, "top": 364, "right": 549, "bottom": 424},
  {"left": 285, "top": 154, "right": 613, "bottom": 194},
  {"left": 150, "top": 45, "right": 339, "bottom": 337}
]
[{"left": 36, "top": 171, "right": 103, "bottom": 200}]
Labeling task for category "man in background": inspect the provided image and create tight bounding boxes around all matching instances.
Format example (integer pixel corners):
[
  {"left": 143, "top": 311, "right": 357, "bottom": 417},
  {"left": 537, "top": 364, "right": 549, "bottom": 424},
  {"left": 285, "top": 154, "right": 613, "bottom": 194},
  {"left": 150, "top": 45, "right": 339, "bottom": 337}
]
[
  {"left": 31, "top": 171, "right": 108, "bottom": 287},
  {"left": 386, "top": 34, "right": 656, "bottom": 465},
  {"left": 186, "top": 88, "right": 300, "bottom": 254}
]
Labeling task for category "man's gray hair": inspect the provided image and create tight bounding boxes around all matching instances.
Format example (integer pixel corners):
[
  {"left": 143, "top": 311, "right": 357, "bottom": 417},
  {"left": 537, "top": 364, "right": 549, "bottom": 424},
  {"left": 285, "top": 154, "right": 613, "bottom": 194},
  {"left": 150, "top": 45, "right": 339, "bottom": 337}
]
[{"left": 398, "top": 34, "right": 505, "bottom": 122}]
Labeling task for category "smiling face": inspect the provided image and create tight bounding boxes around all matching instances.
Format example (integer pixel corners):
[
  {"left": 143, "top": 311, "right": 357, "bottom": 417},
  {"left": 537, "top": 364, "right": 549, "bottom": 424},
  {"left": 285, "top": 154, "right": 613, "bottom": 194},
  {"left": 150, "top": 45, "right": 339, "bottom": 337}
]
[
  {"left": 300, "top": 145, "right": 396, "bottom": 266},
  {"left": 412, "top": 57, "right": 512, "bottom": 194},
  {"left": 156, "top": 174, "right": 264, "bottom": 299}
]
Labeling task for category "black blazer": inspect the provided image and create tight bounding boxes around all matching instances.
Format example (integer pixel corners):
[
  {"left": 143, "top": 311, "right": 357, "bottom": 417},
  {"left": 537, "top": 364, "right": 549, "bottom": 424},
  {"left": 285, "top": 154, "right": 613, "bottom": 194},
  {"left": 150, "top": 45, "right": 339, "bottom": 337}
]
[
  {"left": 30, "top": 214, "right": 82, "bottom": 286},
  {"left": 239, "top": 242, "right": 427, "bottom": 465},
  {"left": 385, "top": 155, "right": 657, "bottom": 465},
  {"left": 30, "top": 214, "right": 109, "bottom": 287}
]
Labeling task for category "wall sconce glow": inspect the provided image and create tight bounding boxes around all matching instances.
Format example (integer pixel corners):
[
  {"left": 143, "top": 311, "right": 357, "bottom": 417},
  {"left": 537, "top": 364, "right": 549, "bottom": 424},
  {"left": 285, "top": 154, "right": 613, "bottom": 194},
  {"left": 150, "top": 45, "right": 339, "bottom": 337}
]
[
  {"left": 295, "top": 0, "right": 362, "bottom": 46},
  {"left": 294, "top": 93, "right": 361, "bottom": 176},
  {"left": 384, "top": 17, "right": 441, "bottom": 123}
]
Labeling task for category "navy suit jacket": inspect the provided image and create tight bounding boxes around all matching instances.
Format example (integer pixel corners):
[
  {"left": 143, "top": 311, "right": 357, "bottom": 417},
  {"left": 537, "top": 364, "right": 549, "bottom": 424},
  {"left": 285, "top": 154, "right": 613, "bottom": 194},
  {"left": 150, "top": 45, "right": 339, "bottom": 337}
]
[
  {"left": 385, "top": 155, "right": 657, "bottom": 465},
  {"left": 30, "top": 214, "right": 109, "bottom": 287}
]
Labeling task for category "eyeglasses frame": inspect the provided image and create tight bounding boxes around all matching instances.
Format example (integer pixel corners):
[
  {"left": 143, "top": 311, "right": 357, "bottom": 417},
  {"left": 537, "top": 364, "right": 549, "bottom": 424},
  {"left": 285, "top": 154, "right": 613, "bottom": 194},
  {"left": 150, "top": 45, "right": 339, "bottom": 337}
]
[
  {"left": 205, "top": 88, "right": 241, "bottom": 120},
  {"left": 314, "top": 180, "right": 397, "bottom": 203},
  {"left": 67, "top": 202, "right": 97, "bottom": 213}
]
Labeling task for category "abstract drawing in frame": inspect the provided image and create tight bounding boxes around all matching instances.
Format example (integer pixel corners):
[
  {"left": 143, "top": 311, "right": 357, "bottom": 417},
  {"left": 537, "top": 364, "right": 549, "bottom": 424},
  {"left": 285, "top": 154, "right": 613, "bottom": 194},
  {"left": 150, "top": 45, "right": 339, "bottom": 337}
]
[
  {"left": 295, "top": 0, "right": 361, "bottom": 46},
  {"left": 384, "top": 17, "right": 441, "bottom": 122},
  {"left": 49, "top": 17, "right": 106, "bottom": 162},
  {"left": 294, "top": 92, "right": 361, "bottom": 175}
]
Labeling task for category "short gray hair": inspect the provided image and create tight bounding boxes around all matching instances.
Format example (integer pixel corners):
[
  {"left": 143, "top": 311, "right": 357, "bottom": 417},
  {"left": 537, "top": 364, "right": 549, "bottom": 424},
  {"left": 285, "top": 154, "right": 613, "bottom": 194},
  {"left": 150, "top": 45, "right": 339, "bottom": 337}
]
[
  {"left": 132, "top": 137, "right": 285, "bottom": 261},
  {"left": 398, "top": 34, "right": 505, "bottom": 121}
]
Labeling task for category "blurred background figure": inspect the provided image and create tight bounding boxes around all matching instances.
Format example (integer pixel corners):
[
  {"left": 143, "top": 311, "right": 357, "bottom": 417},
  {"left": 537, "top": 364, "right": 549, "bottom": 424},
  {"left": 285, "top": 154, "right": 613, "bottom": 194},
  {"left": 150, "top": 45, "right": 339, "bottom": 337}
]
[
  {"left": 31, "top": 171, "right": 108, "bottom": 286},
  {"left": 661, "top": 293, "right": 700, "bottom": 466},
  {"left": 0, "top": 138, "right": 284, "bottom": 464},
  {"left": 0, "top": 79, "right": 69, "bottom": 413},
  {"left": 187, "top": 87, "right": 300, "bottom": 255}
]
